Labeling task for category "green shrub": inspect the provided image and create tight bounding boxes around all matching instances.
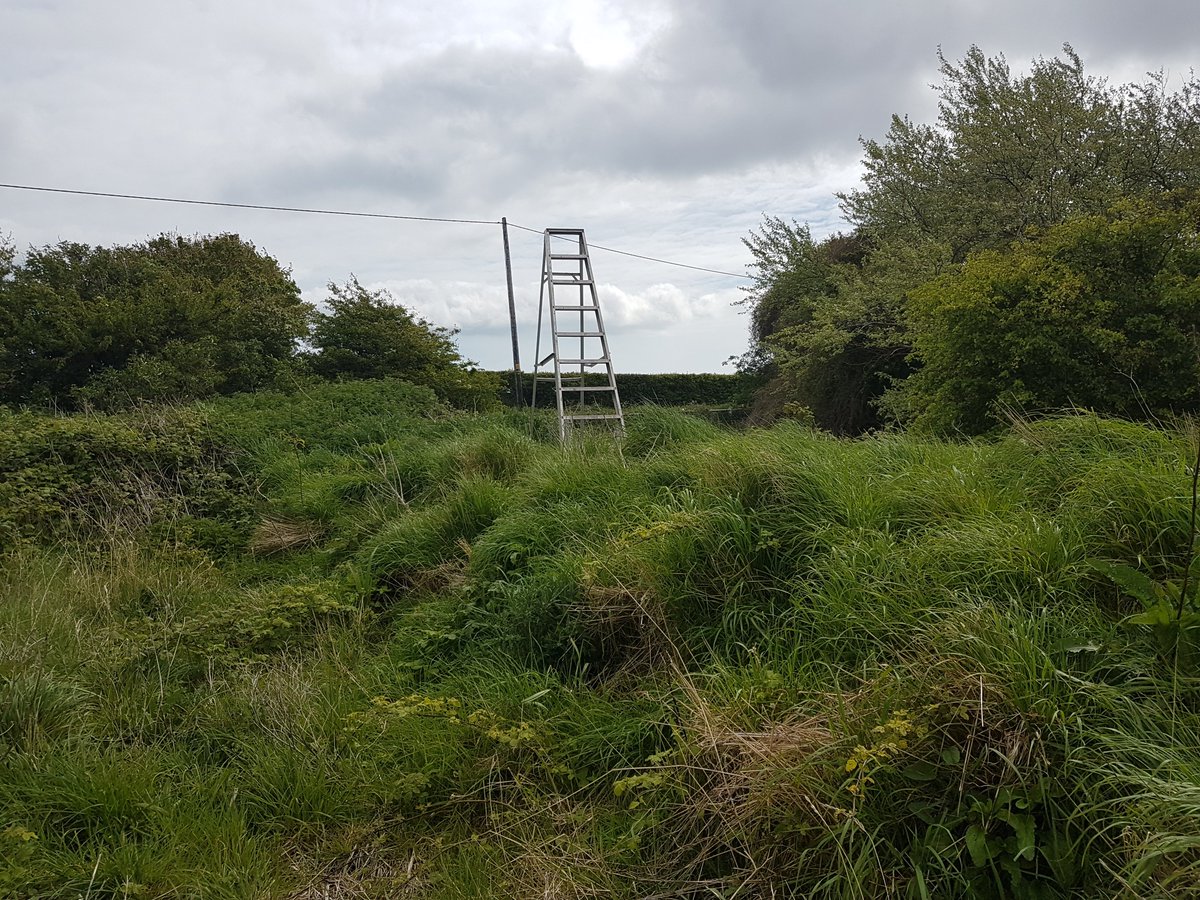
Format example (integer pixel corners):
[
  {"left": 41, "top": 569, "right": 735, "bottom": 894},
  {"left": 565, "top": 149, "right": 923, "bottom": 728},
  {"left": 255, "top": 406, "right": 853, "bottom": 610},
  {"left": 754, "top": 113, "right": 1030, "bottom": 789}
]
[
  {"left": 0, "top": 406, "right": 254, "bottom": 550},
  {"left": 205, "top": 377, "right": 446, "bottom": 455}
]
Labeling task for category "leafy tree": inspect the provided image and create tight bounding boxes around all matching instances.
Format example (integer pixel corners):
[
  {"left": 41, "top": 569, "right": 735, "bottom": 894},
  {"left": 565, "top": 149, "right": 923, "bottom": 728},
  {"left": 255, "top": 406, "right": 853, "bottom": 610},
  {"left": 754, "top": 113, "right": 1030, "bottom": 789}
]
[
  {"left": 739, "top": 216, "right": 930, "bottom": 433},
  {"left": 885, "top": 202, "right": 1200, "bottom": 433},
  {"left": 767, "top": 238, "right": 948, "bottom": 433},
  {"left": 308, "top": 278, "right": 501, "bottom": 410},
  {"left": 0, "top": 233, "right": 14, "bottom": 281},
  {"left": 740, "top": 46, "right": 1200, "bottom": 433},
  {"left": 0, "top": 233, "right": 310, "bottom": 408},
  {"left": 310, "top": 277, "right": 466, "bottom": 382},
  {"left": 840, "top": 45, "right": 1200, "bottom": 259},
  {"left": 739, "top": 217, "right": 837, "bottom": 371}
]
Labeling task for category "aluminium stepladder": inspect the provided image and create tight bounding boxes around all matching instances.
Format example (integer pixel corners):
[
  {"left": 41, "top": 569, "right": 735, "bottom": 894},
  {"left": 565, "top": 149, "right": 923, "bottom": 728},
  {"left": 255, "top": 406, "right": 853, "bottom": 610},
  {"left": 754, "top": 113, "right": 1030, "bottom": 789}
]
[{"left": 531, "top": 228, "right": 625, "bottom": 442}]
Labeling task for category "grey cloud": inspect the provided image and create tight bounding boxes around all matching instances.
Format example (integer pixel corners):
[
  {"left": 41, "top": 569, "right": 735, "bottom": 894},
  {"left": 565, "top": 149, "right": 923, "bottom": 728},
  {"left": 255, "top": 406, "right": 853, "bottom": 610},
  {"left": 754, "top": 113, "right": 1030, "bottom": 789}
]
[
  {"left": 253, "top": 0, "right": 1200, "bottom": 214},
  {"left": 276, "top": 36, "right": 866, "bottom": 194}
]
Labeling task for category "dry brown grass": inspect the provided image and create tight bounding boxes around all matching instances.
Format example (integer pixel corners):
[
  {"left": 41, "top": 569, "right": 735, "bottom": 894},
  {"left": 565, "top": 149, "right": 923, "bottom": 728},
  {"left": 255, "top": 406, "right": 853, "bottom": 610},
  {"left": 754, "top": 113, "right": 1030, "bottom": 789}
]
[
  {"left": 284, "top": 826, "right": 427, "bottom": 900},
  {"left": 251, "top": 517, "right": 326, "bottom": 555},
  {"left": 572, "top": 585, "right": 676, "bottom": 682}
]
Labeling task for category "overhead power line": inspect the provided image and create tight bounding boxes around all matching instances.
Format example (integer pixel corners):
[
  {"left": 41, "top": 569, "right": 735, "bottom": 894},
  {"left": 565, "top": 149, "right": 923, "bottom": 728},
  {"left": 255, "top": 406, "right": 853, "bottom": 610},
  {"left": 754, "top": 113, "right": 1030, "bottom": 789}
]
[
  {"left": 507, "top": 221, "right": 748, "bottom": 279},
  {"left": 0, "top": 181, "right": 751, "bottom": 280},
  {"left": 0, "top": 182, "right": 499, "bottom": 226}
]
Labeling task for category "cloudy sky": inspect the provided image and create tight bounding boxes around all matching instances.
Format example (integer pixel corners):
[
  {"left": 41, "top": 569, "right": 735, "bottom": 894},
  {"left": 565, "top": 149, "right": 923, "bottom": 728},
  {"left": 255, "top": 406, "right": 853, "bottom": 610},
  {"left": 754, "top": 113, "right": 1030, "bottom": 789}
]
[{"left": 2, "top": 1, "right": 1198, "bottom": 372}]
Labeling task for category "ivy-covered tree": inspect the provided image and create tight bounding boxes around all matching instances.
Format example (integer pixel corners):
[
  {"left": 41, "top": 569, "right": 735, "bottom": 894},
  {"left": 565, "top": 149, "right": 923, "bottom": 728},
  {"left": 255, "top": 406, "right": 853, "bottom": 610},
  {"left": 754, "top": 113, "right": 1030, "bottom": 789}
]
[
  {"left": 739, "top": 217, "right": 912, "bottom": 433},
  {"left": 0, "top": 233, "right": 310, "bottom": 408}
]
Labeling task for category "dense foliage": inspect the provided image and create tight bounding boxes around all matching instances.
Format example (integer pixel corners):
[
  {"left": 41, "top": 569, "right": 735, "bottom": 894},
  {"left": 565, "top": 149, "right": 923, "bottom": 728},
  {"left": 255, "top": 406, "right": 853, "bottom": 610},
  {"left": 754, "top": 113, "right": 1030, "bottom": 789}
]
[
  {"left": 0, "top": 233, "right": 310, "bottom": 408},
  {"left": 0, "top": 236, "right": 493, "bottom": 411},
  {"left": 3, "top": 387, "right": 1200, "bottom": 897},
  {"left": 310, "top": 277, "right": 463, "bottom": 382},
  {"left": 0, "top": 405, "right": 254, "bottom": 552},
  {"left": 889, "top": 203, "right": 1200, "bottom": 433},
  {"left": 743, "top": 46, "right": 1200, "bottom": 434},
  {"left": 307, "top": 277, "right": 502, "bottom": 410},
  {"left": 842, "top": 46, "right": 1200, "bottom": 257}
]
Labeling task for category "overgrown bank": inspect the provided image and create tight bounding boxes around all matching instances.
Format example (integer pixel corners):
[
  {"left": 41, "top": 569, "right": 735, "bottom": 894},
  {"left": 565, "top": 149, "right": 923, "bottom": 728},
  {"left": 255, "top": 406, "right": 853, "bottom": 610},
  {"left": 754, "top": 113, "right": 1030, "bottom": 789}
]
[{"left": 2, "top": 384, "right": 1199, "bottom": 897}]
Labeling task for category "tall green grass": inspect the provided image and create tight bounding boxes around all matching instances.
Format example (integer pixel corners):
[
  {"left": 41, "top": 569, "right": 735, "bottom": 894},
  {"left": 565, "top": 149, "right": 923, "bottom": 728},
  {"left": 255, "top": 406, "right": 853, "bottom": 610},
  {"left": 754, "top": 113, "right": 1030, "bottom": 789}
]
[{"left": 2, "top": 395, "right": 1199, "bottom": 897}]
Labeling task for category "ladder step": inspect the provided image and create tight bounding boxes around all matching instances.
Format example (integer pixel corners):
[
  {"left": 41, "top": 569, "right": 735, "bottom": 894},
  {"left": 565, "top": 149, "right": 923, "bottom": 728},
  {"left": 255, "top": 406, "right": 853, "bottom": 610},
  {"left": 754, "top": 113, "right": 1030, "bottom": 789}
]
[
  {"left": 556, "top": 358, "right": 609, "bottom": 366},
  {"left": 546, "top": 228, "right": 585, "bottom": 235},
  {"left": 565, "top": 414, "right": 624, "bottom": 421},
  {"left": 549, "top": 254, "right": 587, "bottom": 260},
  {"left": 552, "top": 279, "right": 594, "bottom": 286},
  {"left": 557, "top": 331, "right": 604, "bottom": 338},
  {"left": 552, "top": 305, "right": 599, "bottom": 311},
  {"left": 537, "top": 382, "right": 614, "bottom": 392}
]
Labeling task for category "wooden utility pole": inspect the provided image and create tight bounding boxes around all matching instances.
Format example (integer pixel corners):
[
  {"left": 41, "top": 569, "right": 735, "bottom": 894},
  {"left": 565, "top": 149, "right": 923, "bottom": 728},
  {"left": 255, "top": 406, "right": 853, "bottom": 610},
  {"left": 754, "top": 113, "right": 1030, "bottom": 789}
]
[{"left": 501, "top": 217, "right": 522, "bottom": 406}]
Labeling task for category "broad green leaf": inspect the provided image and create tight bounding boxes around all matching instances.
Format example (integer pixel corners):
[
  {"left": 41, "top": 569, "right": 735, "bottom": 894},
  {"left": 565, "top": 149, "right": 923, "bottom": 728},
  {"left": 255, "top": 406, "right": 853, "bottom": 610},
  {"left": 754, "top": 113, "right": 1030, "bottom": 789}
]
[
  {"left": 998, "top": 810, "right": 1037, "bottom": 860},
  {"left": 966, "top": 824, "right": 995, "bottom": 866},
  {"left": 902, "top": 761, "right": 940, "bottom": 782},
  {"left": 908, "top": 800, "right": 938, "bottom": 825},
  {"left": 1125, "top": 601, "right": 1176, "bottom": 627},
  {"left": 1088, "top": 558, "right": 1160, "bottom": 605}
]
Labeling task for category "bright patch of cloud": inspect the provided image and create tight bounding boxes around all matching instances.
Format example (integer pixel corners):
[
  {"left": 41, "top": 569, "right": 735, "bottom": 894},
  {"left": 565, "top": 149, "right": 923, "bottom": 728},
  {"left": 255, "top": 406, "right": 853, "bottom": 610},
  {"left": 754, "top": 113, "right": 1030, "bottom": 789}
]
[
  {"left": 565, "top": 0, "right": 668, "bottom": 68},
  {"left": 371, "top": 278, "right": 525, "bottom": 330},
  {"left": 598, "top": 282, "right": 734, "bottom": 328}
]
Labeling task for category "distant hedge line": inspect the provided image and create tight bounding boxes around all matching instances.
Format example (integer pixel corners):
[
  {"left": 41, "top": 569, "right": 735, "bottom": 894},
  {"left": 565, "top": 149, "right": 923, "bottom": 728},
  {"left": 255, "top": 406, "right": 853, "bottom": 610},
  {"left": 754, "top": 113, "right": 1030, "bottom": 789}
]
[{"left": 496, "top": 371, "right": 761, "bottom": 408}]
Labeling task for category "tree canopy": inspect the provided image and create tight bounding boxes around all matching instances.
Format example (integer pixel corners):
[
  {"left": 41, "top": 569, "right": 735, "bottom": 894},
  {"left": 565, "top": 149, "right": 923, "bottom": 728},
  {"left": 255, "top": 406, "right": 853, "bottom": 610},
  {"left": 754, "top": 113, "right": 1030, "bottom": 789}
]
[
  {"left": 0, "top": 236, "right": 495, "bottom": 411},
  {"left": 841, "top": 45, "right": 1200, "bottom": 259},
  {"left": 0, "top": 233, "right": 310, "bottom": 408},
  {"left": 742, "top": 46, "right": 1200, "bottom": 434},
  {"left": 308, "top": 277, "right": 467, "bottom": 383},
  {"left": 886, "top": 202, "right": 1200, "bottom": 433},
  {"left": 306, "top": 277, "right": 500, "bottom": 409}
]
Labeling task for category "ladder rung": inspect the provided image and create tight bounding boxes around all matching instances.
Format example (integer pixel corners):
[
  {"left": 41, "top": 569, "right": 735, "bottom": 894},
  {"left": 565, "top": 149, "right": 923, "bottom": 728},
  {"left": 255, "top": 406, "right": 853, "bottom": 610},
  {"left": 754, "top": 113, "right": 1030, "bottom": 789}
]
[
  {"left": 552, "top": 305, "right": 598, "bottom": 311},
  {"left": 565, "top": 414, "right": 624, "bottom": 421},
  {"left": 557, "top": 331, "right": 604, "bottom": 338},
  {"left": 550, "top": 254, "right": 587, "bottom": 260},
  {"left": 561, "top": 385, "right": 616, "bottom": 392},
  {"left": 546, "top": 228, "right": 584, "bottom": 235},
  {"left": 552, "top": 279, "right": 594, "bottom": 286},
  {"left": 557, "top": 359, "right": 609, "bottom": 366}
]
